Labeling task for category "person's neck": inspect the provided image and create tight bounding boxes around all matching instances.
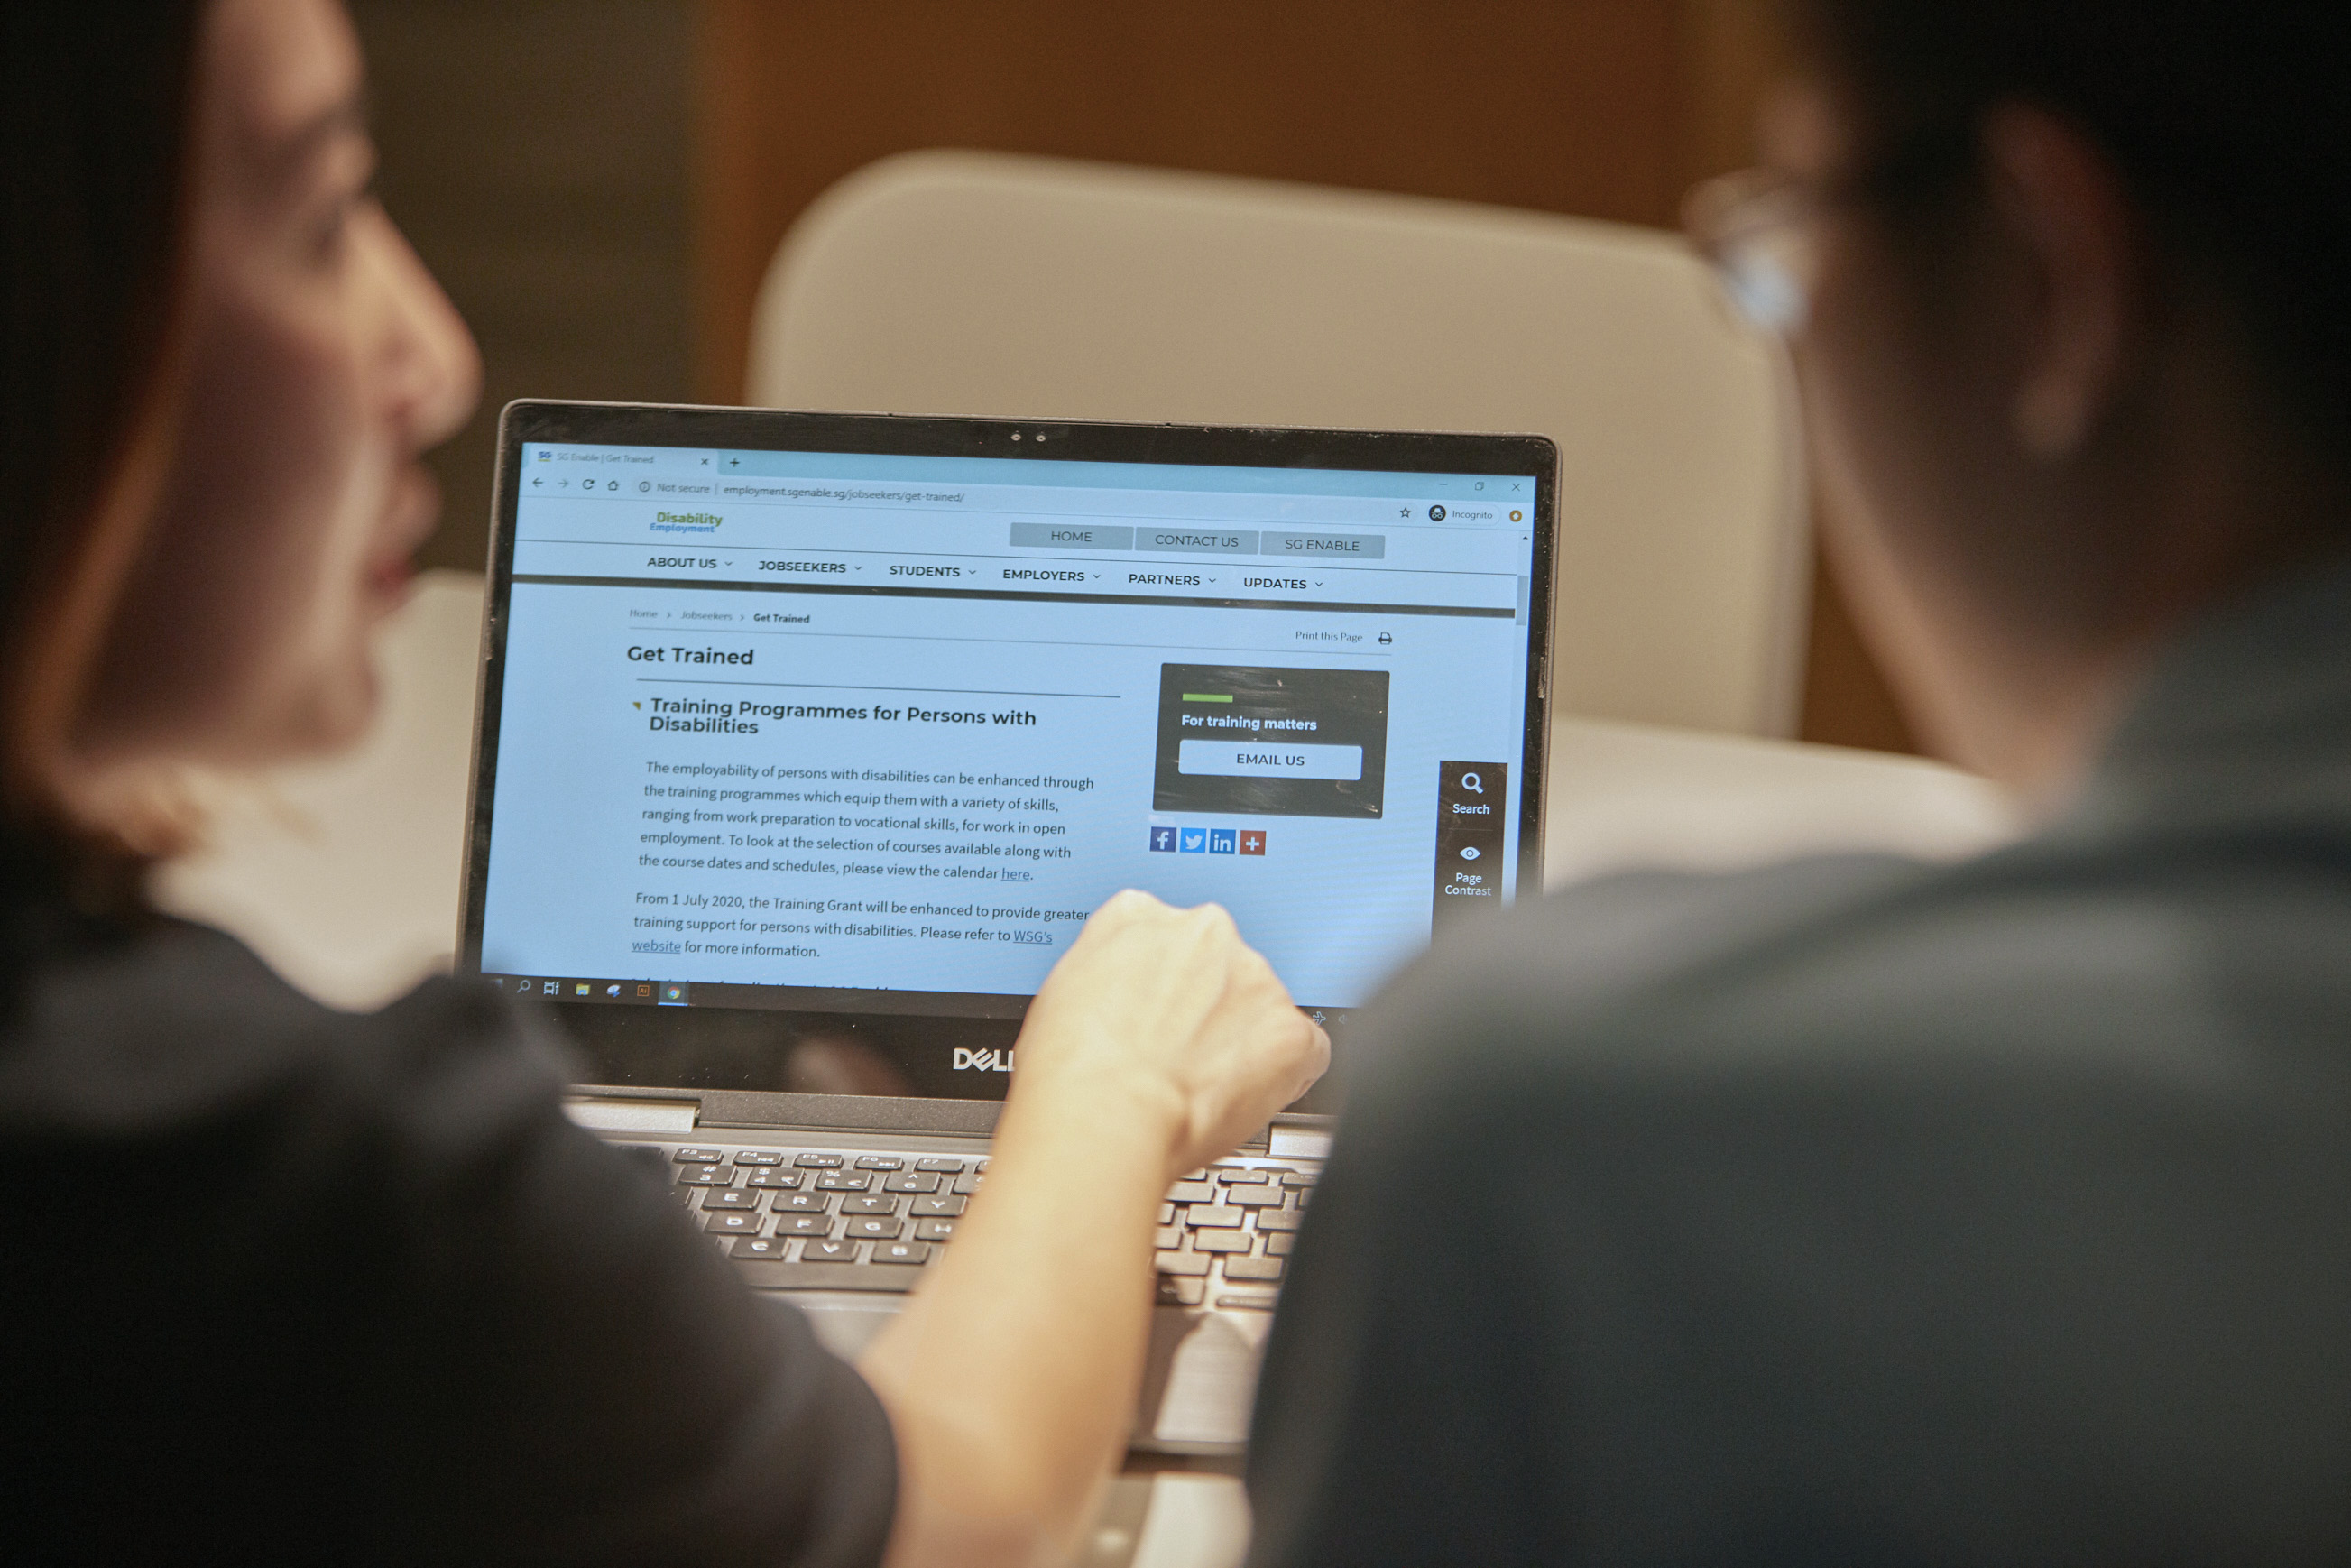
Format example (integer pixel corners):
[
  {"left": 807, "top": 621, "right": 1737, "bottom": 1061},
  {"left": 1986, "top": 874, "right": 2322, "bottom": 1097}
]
[{"left": 1937, "top": 405, "right": 2351, "bottom": 810}]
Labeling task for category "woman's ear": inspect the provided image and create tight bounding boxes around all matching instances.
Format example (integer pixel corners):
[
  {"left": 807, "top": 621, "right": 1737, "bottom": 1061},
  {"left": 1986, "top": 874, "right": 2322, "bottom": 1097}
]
[{"left": 1981, "top": 104, "right": 2143, "bottom": 461}]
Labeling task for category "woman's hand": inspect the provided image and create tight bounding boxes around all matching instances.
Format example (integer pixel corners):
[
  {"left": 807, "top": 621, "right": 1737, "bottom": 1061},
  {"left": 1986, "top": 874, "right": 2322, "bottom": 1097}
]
[
  {"left": 862, "top": 890, "right": 1327, "bottom": 1568},
  {"left": 1011, "top": 889, "right": 1331, "bottom": 1183}
]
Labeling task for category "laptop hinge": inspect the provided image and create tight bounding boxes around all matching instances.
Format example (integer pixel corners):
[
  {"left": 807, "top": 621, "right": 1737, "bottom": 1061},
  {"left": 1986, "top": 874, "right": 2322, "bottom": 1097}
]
[{"left": 565, "top": 1095, "right": 698, "bottom": 1134}]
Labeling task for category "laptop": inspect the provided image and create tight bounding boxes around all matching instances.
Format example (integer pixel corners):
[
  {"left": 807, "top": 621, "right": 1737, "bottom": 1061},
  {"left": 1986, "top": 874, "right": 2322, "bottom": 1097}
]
[{"left": 458, "top": 400, "right": 1556, "bottom": 1451}]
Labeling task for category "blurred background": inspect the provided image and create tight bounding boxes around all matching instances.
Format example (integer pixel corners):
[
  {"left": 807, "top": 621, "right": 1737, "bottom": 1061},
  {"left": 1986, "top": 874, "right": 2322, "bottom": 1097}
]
[{"left": 352, "top": 0, "right": 1914, "bottom": 754}]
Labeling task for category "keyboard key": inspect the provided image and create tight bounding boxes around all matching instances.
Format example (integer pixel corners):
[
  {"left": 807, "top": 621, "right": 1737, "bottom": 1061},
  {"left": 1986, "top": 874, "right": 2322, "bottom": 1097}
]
[
  {"left": 1254, "top": 1207, "right": 1305, "bottom": 1232},
  {"left": 1222, "top": 1255, "right": 1285, "bottom": 1282},
  {"left": 1267, "top": 1232, "right": 1296, "bottom": 1256},
  {"left": 1217, "top": 1167, "right": 1275, "bottom": 1185},
  {"left": 732, "top": 1149, "right": 785, "bottom": 1167},
  {"left": 676, "top": 1167, "right": 732, "bottom": 1187},
  {"left": 1155, "top": 1226, "right": 1183, "bottom": 1250},
  {"left": 775, "top": 1213, "right": 832, "bottom": 1238},
  {"left": 731, "top": 1236, "right": 789, "bottom": 1259},
  {"left": 1157, "top": 1277, "right": 1207, "bottom": 1307},
  {"left": 1157, "top": 1203, "right": 1175, "bottom": 1225},
  {"left": 802, "top": 1238, "right": 858, "bottom": 1263},
  {"left": 1192, "top": 1229, "right": 1252, "bottom": 1254},
  {"left": 1166, "top": 1180, "right": 1216, "bottom": 1204},
  {"left": 951, "top": 1172, "right": 986, "bottom": 1194},
  {"left": 1183, "top": 1206, "right": 1246, "bottom": 1229},
  {"left": 703, "top": 1189, "right": 760, "bottom": 1211},
  {"left": 704, "top": 1213, "right": 761, "bottom": 1234},
  {"left": 734, "top": 1259, "right": 917, "bottom": 1293},
  {"left": 1153, "top": 1249, "right": 1211, "bottom": 1277},
  {"left": 871, "top": 1241, "right": 930, "bottom": 1266},
  {"left": 816, "top": 1172, "right": 871, "bottom": 1192},
  {"left": 794, "top": 1153, "right": 844, "bottom": 1168},
  {"left": 666, "top": 1188, "right": 694, "bottom": 1208},
  {"left": 883, "top": 1172, "right": 941, "bottom": 1194},
  {"left": 673, "top": 1148, "right": 724, "bottom": 1165},
  {"left": 915, "top": 1157, "right": 965, "bottom": 1173},
  {"left": 746, "top": 1169, "right": 802, "bottom": 1189},
  {"left": 913, "top": 1218, "right": 957, "bottom": 1242},
  {"left": 845, "top": 1217, "right": 906, "bottom": 1241},
  {"left": 1225, "top": 1186, "right": 1286, "bottom": 1208},
  {"left": 853, "top": 1155, "right": 903, "bottom": 1170},
  {"left": 615, "top": 1145, "right": 668, "bottom": 1171},
  {"left": 1280, "top": 1169, "right": 1317, "bottom": 1189},
  {"left": 910, "top": 1195, "right": 966, "bottom": 1218},
  {"left": 774, "top": 1191, "right": 828, "bottom": 1213},
  {"left": 838, "top": 1195, "right": 899, "bottom": 1216},
  {"left": 1183, "top": 1169, "right": 1210, "bottom": 1182},
  {"left": 1215, "top": 1287, "right": 1279, "bottom": 1311}
]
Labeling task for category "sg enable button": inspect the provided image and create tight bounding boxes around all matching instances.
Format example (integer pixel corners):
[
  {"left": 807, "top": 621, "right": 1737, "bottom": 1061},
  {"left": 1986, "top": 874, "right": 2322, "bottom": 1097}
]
[
  {"left": 1177, "top": 740, "right": 1363, "bottom": 781},
  {"left": 1261, "top": 530, "right": 1385, "bottom": 559}
]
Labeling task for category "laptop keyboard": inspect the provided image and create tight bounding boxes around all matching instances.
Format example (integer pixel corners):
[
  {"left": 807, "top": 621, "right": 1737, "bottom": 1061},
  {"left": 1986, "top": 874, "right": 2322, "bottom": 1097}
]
[{"left": 620, "top": 1142, "right": 1316, "bottom": 1312}]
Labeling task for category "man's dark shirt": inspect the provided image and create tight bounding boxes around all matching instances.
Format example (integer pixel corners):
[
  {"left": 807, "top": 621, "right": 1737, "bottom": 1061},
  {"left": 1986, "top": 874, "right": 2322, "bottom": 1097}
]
[
  {"left": 1248, "top": 558, "right": 2351, "bottom": 1564},
  {"left": 0, "top": 885, "right": 895, "bottom": 1564}
]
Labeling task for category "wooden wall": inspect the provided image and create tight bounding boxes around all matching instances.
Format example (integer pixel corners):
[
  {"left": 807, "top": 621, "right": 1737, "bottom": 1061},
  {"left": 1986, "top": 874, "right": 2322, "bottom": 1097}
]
[
  {"left": 689, "top": 0, "right": 1914, "bottom": 752},
  {"left": 351, "top": 0, "right": 694, "bottom": 576}
]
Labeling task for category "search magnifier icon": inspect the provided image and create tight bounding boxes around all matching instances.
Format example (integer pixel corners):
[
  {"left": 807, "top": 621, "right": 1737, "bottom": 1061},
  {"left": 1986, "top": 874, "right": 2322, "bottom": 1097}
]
[{"left": 1460, "top": 772, "right": 1483, "bottom": 794}]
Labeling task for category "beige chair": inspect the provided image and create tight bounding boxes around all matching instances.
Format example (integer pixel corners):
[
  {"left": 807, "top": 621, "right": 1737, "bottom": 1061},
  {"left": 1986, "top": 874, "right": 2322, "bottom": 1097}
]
[{"left": 747, "top": 149, "right": 1809, "bottom": 737}]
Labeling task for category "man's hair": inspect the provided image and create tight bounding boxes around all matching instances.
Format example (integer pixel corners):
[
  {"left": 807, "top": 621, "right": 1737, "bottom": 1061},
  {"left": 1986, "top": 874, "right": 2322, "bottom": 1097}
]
[
  {"left": 1793, "top": 2, "right": 2351, "bottom": 453},
  {"left": 0, "top": 5, "right": 202, "bottom": 879}
]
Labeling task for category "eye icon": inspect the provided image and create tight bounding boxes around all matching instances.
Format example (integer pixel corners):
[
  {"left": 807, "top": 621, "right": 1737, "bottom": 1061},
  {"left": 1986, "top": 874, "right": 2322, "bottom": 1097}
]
[{"left": 1459, "top": 845, "right": 1482, "bottom": 861}]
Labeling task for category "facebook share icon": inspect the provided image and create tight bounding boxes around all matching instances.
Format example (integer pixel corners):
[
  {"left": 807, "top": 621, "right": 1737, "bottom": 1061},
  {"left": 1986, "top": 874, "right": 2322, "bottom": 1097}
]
[
  {"left": 1149, "top": 826, "right": 1176, "bottom": 853},
  {"left": 1179, "top": 827, "right": 1209, "bottom": 853}
]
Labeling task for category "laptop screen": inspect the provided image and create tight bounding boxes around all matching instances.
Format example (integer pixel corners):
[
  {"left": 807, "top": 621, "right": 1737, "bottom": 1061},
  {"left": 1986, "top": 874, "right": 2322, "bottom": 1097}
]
[{"left": 463, "top": 407, "right": 1552, "bottom": 1102}]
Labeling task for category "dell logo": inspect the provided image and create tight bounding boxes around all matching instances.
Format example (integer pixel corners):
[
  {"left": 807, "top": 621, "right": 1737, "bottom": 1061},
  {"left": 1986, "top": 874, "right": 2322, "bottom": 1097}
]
[{"left": 952, "top": 1047, "right": 1016, "bottom": 1073}]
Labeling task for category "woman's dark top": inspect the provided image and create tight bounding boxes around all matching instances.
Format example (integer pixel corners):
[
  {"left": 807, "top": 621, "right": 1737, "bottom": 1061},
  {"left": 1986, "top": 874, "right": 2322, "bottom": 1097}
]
[{"left": 0, "top": 874, "right": 896, "bottom": 1566}]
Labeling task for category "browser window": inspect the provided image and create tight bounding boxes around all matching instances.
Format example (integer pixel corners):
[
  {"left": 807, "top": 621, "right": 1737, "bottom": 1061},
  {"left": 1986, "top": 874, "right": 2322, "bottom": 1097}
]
[{"left": 476, "top": 441, "right": 1540, "bottom": 1016}]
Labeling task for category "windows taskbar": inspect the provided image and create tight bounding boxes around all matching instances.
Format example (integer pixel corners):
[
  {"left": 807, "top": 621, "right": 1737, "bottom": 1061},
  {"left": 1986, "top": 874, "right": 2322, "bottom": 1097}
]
[{"left": 478, "top": 973, "right": 1348, "bottom": 1031}]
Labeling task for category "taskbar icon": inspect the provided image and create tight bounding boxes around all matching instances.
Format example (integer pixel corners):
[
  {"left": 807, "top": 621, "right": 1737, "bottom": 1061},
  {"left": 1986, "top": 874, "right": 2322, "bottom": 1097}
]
[{"left": 488, "top": 974, "right": 667, "bottom": 1004}]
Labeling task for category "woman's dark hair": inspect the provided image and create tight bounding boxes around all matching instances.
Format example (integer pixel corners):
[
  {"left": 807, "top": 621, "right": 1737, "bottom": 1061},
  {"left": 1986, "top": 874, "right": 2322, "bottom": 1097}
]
[
  {"left": 1792, "top": 2, "right": 2351, "bottom": 454},
  {"left": 0, "top": 5, "right": 204, "bottom": 875}
]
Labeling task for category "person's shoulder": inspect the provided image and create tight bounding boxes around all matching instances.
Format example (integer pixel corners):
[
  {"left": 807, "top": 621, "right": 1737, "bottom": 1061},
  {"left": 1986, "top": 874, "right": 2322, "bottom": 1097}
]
[
  {"left": 1346, "top": 824, "right": 2346, "bottom": 1118},
  {"left": 1351, "top": 850, "right": 1926, "bottom": 1082},
  {"left": 0, "top": 913, "right": 562, "bottom": 1148}
]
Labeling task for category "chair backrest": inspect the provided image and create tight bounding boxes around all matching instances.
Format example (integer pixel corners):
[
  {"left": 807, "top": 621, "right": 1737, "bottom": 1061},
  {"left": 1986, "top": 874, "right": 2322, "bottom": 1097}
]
[{"left": 747, "top": 150, "right": 1808, "bottom": 737}]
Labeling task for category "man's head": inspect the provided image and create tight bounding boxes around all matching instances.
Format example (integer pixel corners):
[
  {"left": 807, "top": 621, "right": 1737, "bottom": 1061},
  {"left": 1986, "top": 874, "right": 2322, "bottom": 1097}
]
[{"left": 1756, "top": 4, "right": 2351, "bottom": 793}]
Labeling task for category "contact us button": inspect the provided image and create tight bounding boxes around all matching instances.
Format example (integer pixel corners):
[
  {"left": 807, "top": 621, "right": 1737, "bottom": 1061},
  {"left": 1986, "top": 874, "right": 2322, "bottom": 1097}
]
[{"left": 1176, "top": 740, "right": 1364, "bottom": 781}]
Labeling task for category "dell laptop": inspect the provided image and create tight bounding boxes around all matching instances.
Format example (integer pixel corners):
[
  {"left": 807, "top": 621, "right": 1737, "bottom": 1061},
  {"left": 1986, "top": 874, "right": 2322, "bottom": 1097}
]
[{"left": 459, "top": 400, "right": 1556, "bottom": 1449}]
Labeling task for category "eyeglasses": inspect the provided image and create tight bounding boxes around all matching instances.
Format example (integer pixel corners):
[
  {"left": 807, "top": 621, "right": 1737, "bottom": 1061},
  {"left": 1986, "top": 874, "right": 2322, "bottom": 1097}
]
[
  {"left": 1685, "top": 130, "right": 1977, "bottom": 337},
  {"left": 1683, "top": 167, "right": 1833, "bottom": 337}
]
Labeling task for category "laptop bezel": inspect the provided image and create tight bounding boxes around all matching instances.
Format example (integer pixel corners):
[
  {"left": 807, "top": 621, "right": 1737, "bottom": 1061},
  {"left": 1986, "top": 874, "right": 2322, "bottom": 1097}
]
[{"left": 463, "top": 399, "right": 1557, "bottom": 1133}]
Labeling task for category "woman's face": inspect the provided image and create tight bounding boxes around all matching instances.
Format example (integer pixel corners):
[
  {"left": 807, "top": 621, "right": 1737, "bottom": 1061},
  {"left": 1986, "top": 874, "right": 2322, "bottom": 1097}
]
[{"left": 78, "top": 0, "right": 478, "bottom": 769}]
